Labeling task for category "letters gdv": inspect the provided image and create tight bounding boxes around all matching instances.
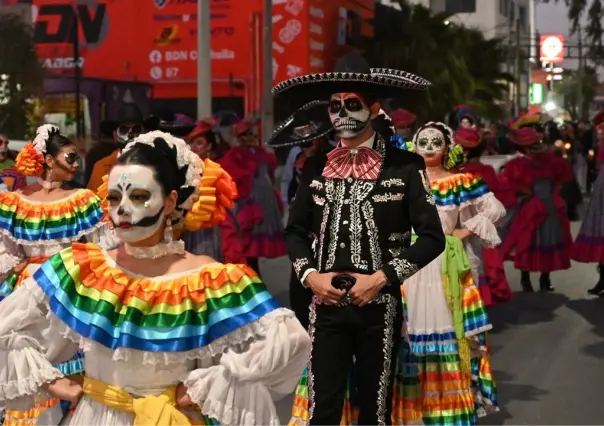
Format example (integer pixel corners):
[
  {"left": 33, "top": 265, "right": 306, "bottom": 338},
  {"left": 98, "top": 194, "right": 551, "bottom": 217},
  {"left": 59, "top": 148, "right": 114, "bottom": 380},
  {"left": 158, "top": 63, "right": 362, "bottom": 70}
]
[{"left": 35, "top": 4, "right": 107, "bottom": 45}]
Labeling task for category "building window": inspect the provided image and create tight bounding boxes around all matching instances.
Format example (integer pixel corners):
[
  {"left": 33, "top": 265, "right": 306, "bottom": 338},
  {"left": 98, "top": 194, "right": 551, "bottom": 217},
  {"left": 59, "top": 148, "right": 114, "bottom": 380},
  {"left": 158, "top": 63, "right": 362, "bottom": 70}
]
[
  {"left": 518, "top": 5, "right": 527, "bottom": 30},
  {"left": 445, "top": 0, "right": 476, "bottom": 14},
  {"left": 500, "top": 0, "right": 508, "bottom": 16}
]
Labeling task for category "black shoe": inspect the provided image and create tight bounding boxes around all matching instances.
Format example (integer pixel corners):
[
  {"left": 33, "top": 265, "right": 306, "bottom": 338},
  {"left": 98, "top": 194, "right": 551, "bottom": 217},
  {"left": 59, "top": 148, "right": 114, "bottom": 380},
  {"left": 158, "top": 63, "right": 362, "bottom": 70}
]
[
  {"left": 521, "top": 279, "right": 534, "bottom": 293},
  {"left": 539, "top": 275, "right": 554, "bottom": 292},
  {"left": 587, "top": 280, "right": 604, "bottom": 295}
]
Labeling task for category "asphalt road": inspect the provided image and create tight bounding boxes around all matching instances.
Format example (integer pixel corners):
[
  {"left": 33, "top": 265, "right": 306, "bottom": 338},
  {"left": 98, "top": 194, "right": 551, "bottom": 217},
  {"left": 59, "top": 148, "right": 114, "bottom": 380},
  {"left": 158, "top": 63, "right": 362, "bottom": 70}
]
[{"left": 259, "top": 221, "right": 603, "bottom": 425}]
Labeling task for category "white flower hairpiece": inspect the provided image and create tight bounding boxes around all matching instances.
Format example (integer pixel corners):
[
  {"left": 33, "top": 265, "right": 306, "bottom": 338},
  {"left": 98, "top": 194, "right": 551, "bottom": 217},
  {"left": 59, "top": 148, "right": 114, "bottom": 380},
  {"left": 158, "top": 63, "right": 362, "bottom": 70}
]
[
  {"left": 33, "top": 124, "right": 59, "bottom": 156},
  {"left": 123, "top": 131, "right": 204, "bottom": 225}
]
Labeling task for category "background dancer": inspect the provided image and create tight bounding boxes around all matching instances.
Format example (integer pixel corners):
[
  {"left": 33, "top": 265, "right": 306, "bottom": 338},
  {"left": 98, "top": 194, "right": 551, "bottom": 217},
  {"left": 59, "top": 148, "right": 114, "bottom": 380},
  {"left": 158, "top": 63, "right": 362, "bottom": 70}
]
[
  {"left": 183, "top": 117, "right": 245, "bottom": 264},
  {"left": 455, "top": 127, "right": 513, "bottom": 305},
  {"left": 572, "top": 122, "right": 604, "bottom": 295},
  {"left": 499, "top": 127, "right": 573, "bottom": 292},
  {"left": 220, "top": 119, "right": 287, "bottom": 274},
  {"left": 392, "top": 121, "right": 505, "bottom": 425},
  {"left": 267, "top": 100, "right": 334, "bottom": 329},
  {"left": 0, "top": 124, "right": 118, "bottom": 425},
  {"left": 0, "top": 135, "right": 26, "bottom": 192},
  {"left": 276, "top": 53, "right": 445, "bottom": 425}
]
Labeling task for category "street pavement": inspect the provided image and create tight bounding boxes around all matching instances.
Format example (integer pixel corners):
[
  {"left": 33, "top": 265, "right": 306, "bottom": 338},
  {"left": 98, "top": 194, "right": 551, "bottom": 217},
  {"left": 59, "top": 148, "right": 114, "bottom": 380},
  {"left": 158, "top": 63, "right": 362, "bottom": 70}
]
[{"left": 259, "top": 221, "right": 603, "bottom": 425}]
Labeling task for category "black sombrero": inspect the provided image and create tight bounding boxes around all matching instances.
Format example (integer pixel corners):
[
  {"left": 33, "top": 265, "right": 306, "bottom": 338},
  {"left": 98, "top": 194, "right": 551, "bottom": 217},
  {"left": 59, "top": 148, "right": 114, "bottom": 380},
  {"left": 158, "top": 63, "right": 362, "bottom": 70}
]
[
  {"left": 267, "top": 100, "right": 332, "bottom": 148},
  {"left": 272, "top": 53, "right": 430, "bottom": 105}
]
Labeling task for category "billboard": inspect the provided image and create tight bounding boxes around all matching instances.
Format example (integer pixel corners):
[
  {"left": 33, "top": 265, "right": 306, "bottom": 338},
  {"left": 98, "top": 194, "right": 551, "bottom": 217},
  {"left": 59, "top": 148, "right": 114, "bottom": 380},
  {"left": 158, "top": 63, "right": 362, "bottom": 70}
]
[
  {"left": 540, "top": 34, "right": 565, "bottom": 64},
  {"left": 27, "top": 0, "right": 373, "bottom": 102}
]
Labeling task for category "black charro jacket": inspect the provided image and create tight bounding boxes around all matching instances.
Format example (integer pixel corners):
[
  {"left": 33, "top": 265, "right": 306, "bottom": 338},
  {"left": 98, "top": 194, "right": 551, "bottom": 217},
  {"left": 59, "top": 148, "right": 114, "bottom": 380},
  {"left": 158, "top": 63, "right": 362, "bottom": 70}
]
[{"left": 285, "top": 133, "right": 445, "bottom": 292}]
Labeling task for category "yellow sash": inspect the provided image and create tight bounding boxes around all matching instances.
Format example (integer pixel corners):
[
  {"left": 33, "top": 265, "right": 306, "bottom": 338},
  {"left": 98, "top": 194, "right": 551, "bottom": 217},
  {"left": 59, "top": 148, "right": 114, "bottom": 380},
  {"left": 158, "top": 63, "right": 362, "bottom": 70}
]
[{"left": 83, "top": 376, "right": 191, "bottom": 426}]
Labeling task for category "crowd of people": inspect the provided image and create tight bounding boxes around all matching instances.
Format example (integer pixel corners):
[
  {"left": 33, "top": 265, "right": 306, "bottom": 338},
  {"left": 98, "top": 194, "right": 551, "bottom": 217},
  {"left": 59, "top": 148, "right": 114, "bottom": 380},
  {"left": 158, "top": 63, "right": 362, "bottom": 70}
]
[{"left": 0, "top": 52, "right": 603, "bottom": 426}]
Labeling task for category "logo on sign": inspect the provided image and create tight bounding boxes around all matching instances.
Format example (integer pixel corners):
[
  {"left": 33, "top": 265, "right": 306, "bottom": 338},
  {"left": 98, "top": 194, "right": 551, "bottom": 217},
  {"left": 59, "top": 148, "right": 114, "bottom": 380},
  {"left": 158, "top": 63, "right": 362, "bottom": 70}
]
[
  {"left": 149, "top": 50, "right": 163, "bottom": 63},
  {"left": 34, "top": 3, "right": 108, "bottom": 46},
  {"left": 540, "top": 35, "right": 565, "bottom": 63},
  {"left": 155, "top": 26, "right": 180, "bottom": 46},
  {"left": 150, "top": 66, "right": 163, "bottom": 79}
]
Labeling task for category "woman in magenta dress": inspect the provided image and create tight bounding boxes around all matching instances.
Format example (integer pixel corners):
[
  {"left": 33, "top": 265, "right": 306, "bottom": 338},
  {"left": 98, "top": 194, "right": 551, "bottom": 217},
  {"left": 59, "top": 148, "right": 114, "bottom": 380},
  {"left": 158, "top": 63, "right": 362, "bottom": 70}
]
[
  {"left": 455, "top": 128, "right": 513, "bottom": 305},
  {"left": 571, "top": 123, "right": 604, "bottom": 295},
  {"left": 500, "top": 127, "right": 573, "bottom": 292},
  {"left": 220, "top": 119, "right": 287, "bottom": 273}
]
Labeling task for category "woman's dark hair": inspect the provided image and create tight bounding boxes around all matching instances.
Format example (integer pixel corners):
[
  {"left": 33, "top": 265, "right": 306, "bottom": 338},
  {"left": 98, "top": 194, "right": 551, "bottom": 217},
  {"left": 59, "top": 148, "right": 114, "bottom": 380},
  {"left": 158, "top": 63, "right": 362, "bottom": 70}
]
[
  {"left": 465, "top": 140, "right": 487, "bottom": 159},
  {"left": 195, "top": 129, "right": 230, "bottom": 159},
  {"left": 116, "top": 138, "right": 194, "bottom": 223},
  {"left": 45, "top": 129, "right": 73, "bottom": 160}
]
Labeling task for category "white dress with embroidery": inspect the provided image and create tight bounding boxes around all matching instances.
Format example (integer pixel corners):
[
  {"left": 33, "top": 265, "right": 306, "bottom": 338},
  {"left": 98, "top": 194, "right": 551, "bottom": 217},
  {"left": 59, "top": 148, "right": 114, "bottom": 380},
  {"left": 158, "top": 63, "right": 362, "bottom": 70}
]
[{"left": 0, "top": 243, "right": 310, "bottom": 425}]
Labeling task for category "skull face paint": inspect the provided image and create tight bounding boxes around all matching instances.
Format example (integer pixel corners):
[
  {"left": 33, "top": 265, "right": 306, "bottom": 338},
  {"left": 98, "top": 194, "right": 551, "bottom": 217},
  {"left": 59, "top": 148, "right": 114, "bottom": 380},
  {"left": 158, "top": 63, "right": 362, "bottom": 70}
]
[
  {"left": 106, "top": 165, "right": 165, "bottom": 243},
  {"left": 415, "top": 128, "right": 446, "bottom": 157},
  {"left": 329, "top": 94, "right": 372, "bottom": 139},
  {"left": 115, "top": 123, "right": 143, "bottom": 150}
]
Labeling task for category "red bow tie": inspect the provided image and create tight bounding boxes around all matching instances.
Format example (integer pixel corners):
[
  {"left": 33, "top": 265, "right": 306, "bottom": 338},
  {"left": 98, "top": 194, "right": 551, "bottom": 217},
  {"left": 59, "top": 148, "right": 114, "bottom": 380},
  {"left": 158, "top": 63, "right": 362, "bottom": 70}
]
[{"left": 322, "top": 146, "right": 382, "bottom": 180}]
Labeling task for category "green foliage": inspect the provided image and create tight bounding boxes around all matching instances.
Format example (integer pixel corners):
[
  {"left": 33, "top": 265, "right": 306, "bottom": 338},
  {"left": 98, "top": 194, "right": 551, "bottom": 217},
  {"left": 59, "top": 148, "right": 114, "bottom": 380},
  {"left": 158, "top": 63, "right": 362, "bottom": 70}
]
[
  {"left": 553, "top": 66, "right": 598, "bottom": 119},
  {"left": 362, "top": 1, "right": 513, "bottom": 122},
  {"left": 0, "top": 11, "right": 43, "bottom": 139}
]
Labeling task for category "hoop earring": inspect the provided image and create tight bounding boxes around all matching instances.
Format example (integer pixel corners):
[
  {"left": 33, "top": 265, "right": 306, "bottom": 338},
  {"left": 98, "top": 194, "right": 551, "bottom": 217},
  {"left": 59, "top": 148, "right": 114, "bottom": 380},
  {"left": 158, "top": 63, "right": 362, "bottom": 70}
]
[{"left": 164, "top": 218, "right": 173, "bottom": 243}]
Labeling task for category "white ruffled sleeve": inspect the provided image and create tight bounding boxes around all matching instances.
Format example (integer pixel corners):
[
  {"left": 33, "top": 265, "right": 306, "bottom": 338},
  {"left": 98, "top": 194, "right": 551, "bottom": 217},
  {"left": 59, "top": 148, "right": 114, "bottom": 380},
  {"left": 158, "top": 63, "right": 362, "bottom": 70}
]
[
  {"left": 85, "top": 222, "right": 120, "bottom": 250},
  {"left": 459, "top": 192, "right": 506, "bottom": 248},
  {"left": 0, "top": 234, "right": 25, "bottom": 282},
  {"left": 183, "top": 308, "right": 310, "bottom": 426},
  {"left": 0, "top": 279, "right": 79, "bottom": 411}
]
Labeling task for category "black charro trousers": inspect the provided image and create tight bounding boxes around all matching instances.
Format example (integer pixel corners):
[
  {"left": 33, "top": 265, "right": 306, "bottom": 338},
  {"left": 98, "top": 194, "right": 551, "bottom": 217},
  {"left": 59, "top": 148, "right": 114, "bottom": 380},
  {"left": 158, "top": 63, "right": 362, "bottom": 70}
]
[{"left": 307, "top": 293, "right": 403, "bottom": 425}]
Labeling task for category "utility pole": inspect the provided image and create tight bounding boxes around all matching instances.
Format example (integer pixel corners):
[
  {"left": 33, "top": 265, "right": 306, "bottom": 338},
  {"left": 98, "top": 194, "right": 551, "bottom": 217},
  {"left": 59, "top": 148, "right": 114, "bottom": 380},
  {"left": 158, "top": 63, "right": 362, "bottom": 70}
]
[
  {"left": 197, "top": 0, "right": 212, "bottom": 118},
  {"left": 72, "top": 10, "right": 82, "bottom": 138},
  {"left": 261, "top": 0, "right": 274, "bottom": 143},
  {"left": 577, "top": 25, "right": 585, "bottom": 119},
  {"left": 514, "top": 18, "right": 521, "bottom": 116}
]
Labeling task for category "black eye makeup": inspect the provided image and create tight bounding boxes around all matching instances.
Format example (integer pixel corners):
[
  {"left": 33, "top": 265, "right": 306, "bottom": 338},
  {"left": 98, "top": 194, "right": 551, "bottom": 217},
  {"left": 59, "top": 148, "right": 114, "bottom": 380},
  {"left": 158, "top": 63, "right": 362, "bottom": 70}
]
[
  {"left": 64, "top": 152, "right": 80, "bottom": 165},
  {"left": 329, "top": 97, "right": 365, "bottom": 114}
]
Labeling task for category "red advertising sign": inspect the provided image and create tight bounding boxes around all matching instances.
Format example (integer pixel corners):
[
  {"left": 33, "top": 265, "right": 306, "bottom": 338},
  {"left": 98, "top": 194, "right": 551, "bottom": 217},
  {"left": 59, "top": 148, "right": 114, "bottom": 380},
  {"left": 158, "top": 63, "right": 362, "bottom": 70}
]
[{"left": 540, "top": 34, "right": 565, "bottom": 63}]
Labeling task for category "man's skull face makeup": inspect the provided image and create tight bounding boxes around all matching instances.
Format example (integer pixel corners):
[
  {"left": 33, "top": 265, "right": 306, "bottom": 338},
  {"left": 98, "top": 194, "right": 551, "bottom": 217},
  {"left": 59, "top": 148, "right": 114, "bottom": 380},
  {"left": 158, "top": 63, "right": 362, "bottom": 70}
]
[
  {"left": 106, "top": 165, "right": 165, "bottom": 243},
  {"left": 0, "top": 138, "right": 7, "bottom": 162},
  {"left": 460, "top": 118, "right": 473, "bottom": 129},
  {"left": 329, "top": 93, "right": 372, "bottom": 139},
  {"left": 416, "top": 127, "right": 447, "bottom": 161},
  {"left": 115, "top": 123, "right": 143, "bottom": 149}
]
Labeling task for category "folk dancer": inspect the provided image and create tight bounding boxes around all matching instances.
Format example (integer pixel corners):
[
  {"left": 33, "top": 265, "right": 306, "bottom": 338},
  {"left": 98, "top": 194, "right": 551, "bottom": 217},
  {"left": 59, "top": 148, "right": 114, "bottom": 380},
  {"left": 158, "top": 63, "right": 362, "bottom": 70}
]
[{"left": 275, "top": 53, "right": 446, "bottom": 425}]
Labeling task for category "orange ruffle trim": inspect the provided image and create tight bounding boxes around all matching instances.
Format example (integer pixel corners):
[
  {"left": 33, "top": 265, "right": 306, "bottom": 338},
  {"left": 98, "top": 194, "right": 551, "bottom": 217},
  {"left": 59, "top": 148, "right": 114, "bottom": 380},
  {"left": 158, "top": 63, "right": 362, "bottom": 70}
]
[
  {"left": 95, "top": 158, "right": 237, "bottom": 232},
  {"left": 15, "top": 143, "right": 44, "bottom": 177},
  {"left": 73, "top": 242, "right": 257, "bottom": 304},
  {"left": 0, "top": 189, "right": 101, "bottom": 218}
]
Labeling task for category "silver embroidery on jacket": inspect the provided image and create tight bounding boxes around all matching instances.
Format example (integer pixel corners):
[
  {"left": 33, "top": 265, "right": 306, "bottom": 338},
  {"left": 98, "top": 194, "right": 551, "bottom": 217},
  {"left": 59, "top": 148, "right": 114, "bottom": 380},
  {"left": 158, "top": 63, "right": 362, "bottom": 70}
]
[
  {"left": 362, "top": 201, "right": 382, "bottom": 270},
  {"left": 349, "top": 181, "right": 374, "bottom": 271},
  {"left": 389, "top": 258, "right": 419, "bottom": 282},
  {"left": 372, "top": 192, "right": 404, "bottom": 203},
  {"left": 381, "top": 178, "right": 405, "bottom": 187},
  {"left": 293, "top": 258, "right": 309, "bottom": 275},
  {"left": 310, "top": 180, "right": 323, "bottom": 190},
  {"left": 325, "top": 180, "right": 345, "bottom": 270},
  {"left": 313, "top": 194, "right": 326, "bottom": 206},
  {"left": 389, "top": 247, "right": 402, "bottom": 257}
]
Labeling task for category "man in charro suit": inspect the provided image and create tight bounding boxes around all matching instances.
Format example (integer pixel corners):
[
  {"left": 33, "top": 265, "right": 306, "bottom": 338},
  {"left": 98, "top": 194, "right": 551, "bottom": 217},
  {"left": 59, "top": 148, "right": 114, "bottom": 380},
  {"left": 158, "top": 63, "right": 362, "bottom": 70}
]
[{"left": 272, "top": 53, "right": 446, "bottom": 425}]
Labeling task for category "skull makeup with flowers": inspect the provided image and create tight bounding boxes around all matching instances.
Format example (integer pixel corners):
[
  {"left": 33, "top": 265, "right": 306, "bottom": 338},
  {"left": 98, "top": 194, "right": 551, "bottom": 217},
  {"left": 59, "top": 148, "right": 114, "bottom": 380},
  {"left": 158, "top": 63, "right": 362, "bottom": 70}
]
[
  {"left": 328, "top": 94, "right": 373, "bottom": 139},
  {"left": 415, "top": 127, "right": 446, "bottom": 157}
]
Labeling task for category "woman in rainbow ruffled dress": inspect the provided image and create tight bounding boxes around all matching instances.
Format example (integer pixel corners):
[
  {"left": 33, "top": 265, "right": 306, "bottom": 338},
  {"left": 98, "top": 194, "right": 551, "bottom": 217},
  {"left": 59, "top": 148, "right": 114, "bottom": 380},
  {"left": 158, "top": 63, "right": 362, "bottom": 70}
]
[
  {"left": 0, "top": 124, "right": 119, "bottom": 425},
  {"left": 0, "top": 130, "right": 310, "bottom": 425},
  {"left": 393, "top": 122, "right": 506, "bottom": 425}
]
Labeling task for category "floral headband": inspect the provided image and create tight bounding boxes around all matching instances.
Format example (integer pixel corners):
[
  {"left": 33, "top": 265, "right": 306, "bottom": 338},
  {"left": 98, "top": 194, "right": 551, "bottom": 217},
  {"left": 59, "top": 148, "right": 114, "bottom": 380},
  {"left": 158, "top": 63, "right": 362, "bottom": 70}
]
[{"left": 15, "top": 124, "right": 60, "bottom": 177}]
